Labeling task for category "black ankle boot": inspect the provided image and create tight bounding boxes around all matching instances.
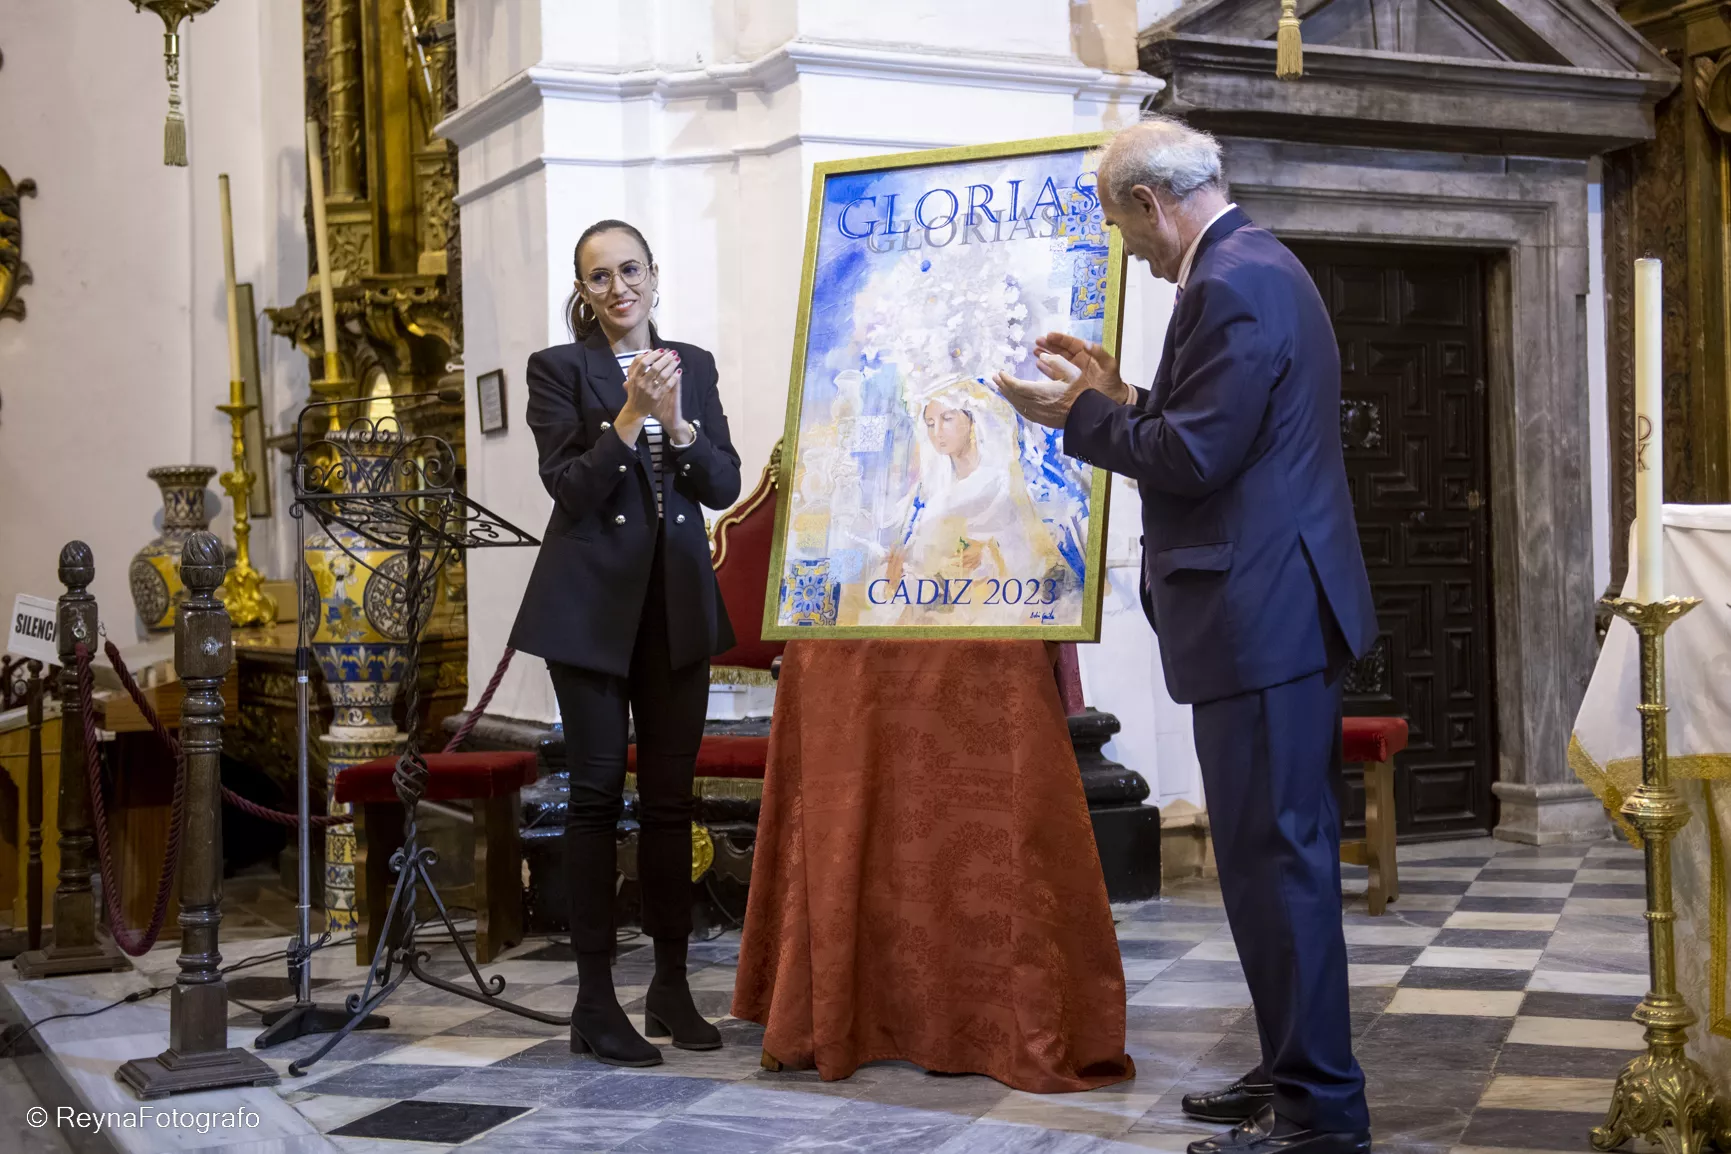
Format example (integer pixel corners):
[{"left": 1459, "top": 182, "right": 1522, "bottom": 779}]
[
  {"left": 570, "top": 949, "right": 661, "bottom": 1067},
  {"left": 644, "top": 936, "right": 722, "bottom": 1051}
]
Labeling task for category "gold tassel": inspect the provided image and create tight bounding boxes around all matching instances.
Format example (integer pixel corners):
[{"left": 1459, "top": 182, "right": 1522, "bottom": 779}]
[
  {"left": 1276, "top": 0, "right": 1303, "bottom": 79},
  {"left": 164, "top": 112, "right": 188, "bottom": 167},
  {"left": 162, "top": 31, "right": 189, "bottom": 166}
]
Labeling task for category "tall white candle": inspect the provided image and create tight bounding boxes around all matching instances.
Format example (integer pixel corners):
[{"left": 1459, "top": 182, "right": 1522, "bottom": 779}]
[
  {"left": 1634, "top": 257, "right": 1664, "bottom": 603},
  {"left": 218, "top": 174, "right": 244, "bottom": 404},
  {"left": 305, "top": 119, "right": 340, "bottom": 385}
]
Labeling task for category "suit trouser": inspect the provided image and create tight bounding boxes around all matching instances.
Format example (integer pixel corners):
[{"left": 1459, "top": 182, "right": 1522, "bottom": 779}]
[
  {"left": 547, "top": 537, "right": 710, "bottom": 954},
  {"left": 1191, "top": 666, "right": 1370, "bottom": 1133}
]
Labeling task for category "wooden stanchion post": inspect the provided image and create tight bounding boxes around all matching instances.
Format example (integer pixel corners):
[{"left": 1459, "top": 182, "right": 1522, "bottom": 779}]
[
  {"left": 0, "top": 657, "right": 45, "bottom": 961},
  {"left": 119, "top": 532, "right": 278, "bottom": 1097},
  {"left": 25, "top": 657, "right": 45, "bottom": 952},
  {"left": 15, "top": 542, "right": 129, "bottom": 978}
]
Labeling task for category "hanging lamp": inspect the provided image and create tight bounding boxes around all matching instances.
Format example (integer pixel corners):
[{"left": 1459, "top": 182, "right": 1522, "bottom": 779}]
[{"left": 126, "top": 1, "right": 221, "bottom": 166}]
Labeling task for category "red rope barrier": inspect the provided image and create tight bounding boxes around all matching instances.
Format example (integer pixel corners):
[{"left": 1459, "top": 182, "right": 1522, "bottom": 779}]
[
  {"left": 224, "top": 785, "right": 341, "bottom": 827},
  {"left": 443, "top": 647, "right": 515, "bottom": 753},
  {"left": 104, "top": 640, "right": 340, "bottom": 829},
  {"left": 94, "top": 640, "right": 518, "bottom": 850},
  {"left": 69, "top": 641, "right": 520, "bottom": 958},
  {"left": 77, "top": 642, "right": 186, "bottom": 956}
]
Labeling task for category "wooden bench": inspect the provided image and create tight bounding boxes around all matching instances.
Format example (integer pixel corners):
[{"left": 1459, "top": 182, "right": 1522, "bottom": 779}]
[
  {"left": 1339, "top": 717, "right": 1407, "bottom": 916},
  {"left": 337, "top": 751, "right": 538, "bottom": 965}
]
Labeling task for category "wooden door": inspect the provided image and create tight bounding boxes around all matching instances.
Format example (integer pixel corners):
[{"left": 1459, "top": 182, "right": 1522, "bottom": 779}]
[{"left": 1291, "top": 242, "right": 1497, "bottom": 839}]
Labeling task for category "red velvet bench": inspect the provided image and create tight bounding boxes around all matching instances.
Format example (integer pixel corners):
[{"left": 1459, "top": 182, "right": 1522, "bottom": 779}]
[
  {"left": 1339, "top": 717, "right": 1408, "bottom": 916},
  {"left": 627, "top": 735, "right": 771, "bottom": 778},
  {"left": 336, "top": 751, "right": 539, "bottom": 965}
]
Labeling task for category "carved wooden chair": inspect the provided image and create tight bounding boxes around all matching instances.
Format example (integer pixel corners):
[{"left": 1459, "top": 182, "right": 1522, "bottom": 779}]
[
  {"left": 619, "top": 443, "right": 784, "bottom": 882},
  {"left": 707, "top": 441, "right": 787, "bottom": 686}
]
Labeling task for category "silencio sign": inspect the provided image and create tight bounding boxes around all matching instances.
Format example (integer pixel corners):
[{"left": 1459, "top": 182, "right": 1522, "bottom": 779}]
[{"left": 7, "top": 594, "right": 59, "bottom": 665}]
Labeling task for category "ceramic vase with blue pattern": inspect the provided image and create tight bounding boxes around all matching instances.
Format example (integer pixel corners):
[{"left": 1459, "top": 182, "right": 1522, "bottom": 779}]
[
  {"left": 303, "top": 429, "right": 426, "bottom": 935},
  {"left": 129, "top": 465, "right": 218, "bottom": 633}
]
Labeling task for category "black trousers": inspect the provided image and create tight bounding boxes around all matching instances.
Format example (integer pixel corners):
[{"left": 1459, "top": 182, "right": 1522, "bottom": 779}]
[{"left": 547, "top": 541, "right": 710, "bottom": 954}]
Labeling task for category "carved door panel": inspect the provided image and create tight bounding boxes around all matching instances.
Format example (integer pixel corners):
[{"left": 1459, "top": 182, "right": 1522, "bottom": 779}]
[{"left": 1291, "top": 243, "right": 1496, "bottom": 839}]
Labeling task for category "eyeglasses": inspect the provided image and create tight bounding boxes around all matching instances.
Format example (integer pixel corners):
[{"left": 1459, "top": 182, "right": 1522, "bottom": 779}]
[{"left": 582, "top": 261, "right": 650, "bottom": 294}]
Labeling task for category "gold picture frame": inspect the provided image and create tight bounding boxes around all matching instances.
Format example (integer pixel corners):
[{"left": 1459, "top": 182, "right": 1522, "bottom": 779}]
[{"left": 762, "top": 132, "right": 1127, "bottom": 641}]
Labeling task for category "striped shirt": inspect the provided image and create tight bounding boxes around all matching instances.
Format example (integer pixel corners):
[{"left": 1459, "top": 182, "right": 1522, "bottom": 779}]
[{"left": 616, "top": 351, "right": 665, "bottom": 517}]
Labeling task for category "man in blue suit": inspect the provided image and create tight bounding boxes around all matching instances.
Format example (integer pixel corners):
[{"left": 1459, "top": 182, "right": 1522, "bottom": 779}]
[{"left": 995, "top": 116, "right": 1377, "bottom": 1154}]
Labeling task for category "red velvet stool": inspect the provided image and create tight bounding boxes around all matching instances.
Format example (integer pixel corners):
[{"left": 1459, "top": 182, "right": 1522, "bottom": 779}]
[
  {"left": 626, "top": 734, "right": 771, "bottom": 779},
  {"left": 336, "top": 751, "right": 539, "bottom": 965},
  {"left": 1339, "top": 718, "right": 1407, "bottom": 916}
]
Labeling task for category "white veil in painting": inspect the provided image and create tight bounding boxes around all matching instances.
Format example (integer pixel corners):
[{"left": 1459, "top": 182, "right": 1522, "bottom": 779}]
[{"left": 894, "top": 375, "right": 1060, "bottom": 583}]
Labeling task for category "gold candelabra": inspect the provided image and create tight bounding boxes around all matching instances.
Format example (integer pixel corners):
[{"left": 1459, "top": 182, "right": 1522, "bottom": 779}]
[
  {"left": 215, "top": 173, "right": 275, "bottom": 627},
  {"left": 1593, "top": 595, "right": 1718, "bottom": 1154},
  {"left": 217, "top": 392, "right": 275, "bottom": 627}
]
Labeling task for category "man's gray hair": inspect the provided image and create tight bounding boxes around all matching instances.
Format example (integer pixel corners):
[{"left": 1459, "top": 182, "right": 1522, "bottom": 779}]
[{"left": 1099, "top": 115, "right": 1226, "bottom": 205}]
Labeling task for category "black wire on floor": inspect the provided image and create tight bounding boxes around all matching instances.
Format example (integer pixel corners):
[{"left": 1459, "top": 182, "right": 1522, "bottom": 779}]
[
  {"left": 0, "top": 935, "right": 357, "bottom": 1059},
  {"left": 700, "top": 874, "right": 746, "bottom": 940}
]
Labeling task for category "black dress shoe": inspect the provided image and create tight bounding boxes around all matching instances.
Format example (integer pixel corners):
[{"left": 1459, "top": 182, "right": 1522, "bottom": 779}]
[
  {"left": 1182, "top": 1073, "right": 1275, "bottom": 1123},
  {"left": 1187, "top": 1106, "right": 1372, "bottom": 1154}
]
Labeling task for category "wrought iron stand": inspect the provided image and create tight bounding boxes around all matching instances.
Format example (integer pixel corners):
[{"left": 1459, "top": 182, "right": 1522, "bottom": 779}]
[{"left": 254, "top": 400, "right": 542, "bottom": 1075}]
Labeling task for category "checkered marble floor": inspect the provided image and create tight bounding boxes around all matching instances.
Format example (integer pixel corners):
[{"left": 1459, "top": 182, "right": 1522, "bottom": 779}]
[{"left": 2, "top": 836, "right": 1655, "bottom": 1153}]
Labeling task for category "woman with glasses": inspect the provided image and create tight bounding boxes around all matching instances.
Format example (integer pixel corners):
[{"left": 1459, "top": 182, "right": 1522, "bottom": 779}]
[{"left": 510, "top": 219, "right": 742, "bottom": 1066}]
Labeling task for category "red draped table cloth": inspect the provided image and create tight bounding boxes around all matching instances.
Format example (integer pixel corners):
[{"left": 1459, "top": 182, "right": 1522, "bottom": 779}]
[{"left": 732, "top": 639, "right": 1134, "bottom": 1093}]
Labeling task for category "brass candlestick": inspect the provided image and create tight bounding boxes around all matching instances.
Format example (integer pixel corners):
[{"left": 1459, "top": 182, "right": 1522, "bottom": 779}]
[
  {"left": 217, "top": 392, "right": 276, "bottom": 627},
  {"left": 1593, "top": 595, "right": 1719, "bottom": 1154},
  {"left": 309, "top": 370, "right": 356, "bottom": 434}
]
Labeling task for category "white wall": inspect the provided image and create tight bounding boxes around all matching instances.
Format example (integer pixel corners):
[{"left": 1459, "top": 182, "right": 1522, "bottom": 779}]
[
  {"left": 0, "top": 0, "right": 305, "bottom": 644},
  {"left": 445, "top": 0, "right": 1171, "bottom": 753}
]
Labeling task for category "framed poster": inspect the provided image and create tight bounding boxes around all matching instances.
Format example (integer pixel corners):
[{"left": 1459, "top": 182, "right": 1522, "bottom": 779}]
[
  {"left": 763, "top": 133, "right": 1126, "bottom": 641},
  {"left": 477, "top": 368, "right": 507, "bottom": 434}
]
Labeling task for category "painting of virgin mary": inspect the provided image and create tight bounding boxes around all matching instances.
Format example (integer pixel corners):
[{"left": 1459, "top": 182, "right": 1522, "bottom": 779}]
[
  {"left": 767, "top": 135, "right": 1123, "bottom": 638},
  {"left": 868, "top": 376, "right": 1068, "bottom": 623}
]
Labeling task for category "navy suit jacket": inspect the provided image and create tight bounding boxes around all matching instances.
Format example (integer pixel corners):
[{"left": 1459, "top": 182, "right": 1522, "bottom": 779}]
[
  {"left": 1064, "top": 208, "right": 1377, "bottom": 705},
  {"left": 508, "top": 330, "right": 741, "bottom": 677}
]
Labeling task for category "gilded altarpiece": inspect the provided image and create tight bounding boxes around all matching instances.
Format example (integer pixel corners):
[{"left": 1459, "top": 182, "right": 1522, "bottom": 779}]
[
  {"left": 1605, "top": 2, "right": 1731, "bottom": 595},
  {"left": 257, "top": 0, "right": 465, "bottom": 923}
]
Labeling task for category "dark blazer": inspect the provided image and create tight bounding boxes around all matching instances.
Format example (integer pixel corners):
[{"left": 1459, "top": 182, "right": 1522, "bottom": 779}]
[
  {"left": 1065, "top": 207, "right": 1377, "bottom": 705},
  {"left": 508, "top": 330, "right": 742, "bottom": 677}
]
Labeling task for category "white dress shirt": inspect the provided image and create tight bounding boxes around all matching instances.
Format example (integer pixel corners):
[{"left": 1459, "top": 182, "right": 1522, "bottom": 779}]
[{"left": 1176, "top": 202, "right": 1239, "bottom": 290}]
